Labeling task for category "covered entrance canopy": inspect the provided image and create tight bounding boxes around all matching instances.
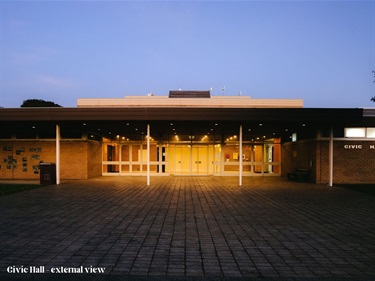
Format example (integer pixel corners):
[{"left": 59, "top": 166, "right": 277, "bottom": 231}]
[
  {"left": 0, "top": 107, "right": 364, "bottom": 138},
  {"left": 0, "top": 106, "right": 365, "bottom": 185}
]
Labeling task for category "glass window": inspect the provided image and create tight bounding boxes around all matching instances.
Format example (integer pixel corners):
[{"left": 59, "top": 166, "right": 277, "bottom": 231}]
[
  {"left": 366, "top": 128, "right": 375, "bottom": 138},
  {"left": 345, "top": 128, "right": 365, "bottom": 138}
]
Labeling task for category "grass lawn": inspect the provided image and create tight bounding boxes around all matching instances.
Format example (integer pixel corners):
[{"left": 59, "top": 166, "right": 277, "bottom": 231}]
[{"left": 0, "top": 184, "right": 42, "bottom": 196}]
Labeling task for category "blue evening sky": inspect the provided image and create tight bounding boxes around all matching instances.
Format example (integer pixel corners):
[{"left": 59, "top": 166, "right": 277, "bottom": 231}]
[{"left": 1, "top": 0, "right": 374, "bottom": 108}]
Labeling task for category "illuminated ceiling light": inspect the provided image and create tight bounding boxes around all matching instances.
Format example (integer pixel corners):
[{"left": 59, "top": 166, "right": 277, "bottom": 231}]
[
  {"left": 126, "top": 123, "right": 129, "bottom": 126},
  {"left": 122, "top": 137, "right": 125, "bottom": 140},
  {"left": 302, "top": 124, "right": 306, "bottom": 127},
  {"left": 285, "top": 129, "right": 288, "bottom": 131},
  {"left": 32, "top": 126, "right": 36, "bottom": 129},
  {"left": 259, "top": 124, "right": 263, "bottom": 126},
  {"left": 109, "top": 132, "right": 112, "bottom": 135},
  {"left": 215, "top": 123, "right": 218, "bottom": 126},
  {"left": 248, "top": 129, "right": 251, "bottom": 131},
  {"left": 116, "top": 135, "right": 120, "bottom": 138},
  {"left": 135, "top": 128, "right": 138, "bottom": 131},
  {"left": 83, "top": 123, "right": 86, "bottom": 126},
  {"left": 170, "top": 123, "right": 173, "bottom": 126}
]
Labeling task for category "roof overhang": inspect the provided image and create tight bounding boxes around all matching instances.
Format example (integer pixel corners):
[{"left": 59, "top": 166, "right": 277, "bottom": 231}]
[
  {"left": 0, "top": 107, "right": 366, "bottom": 141},
  {"left": 0, "top": 107, "right": 363, "bottom": 123}
]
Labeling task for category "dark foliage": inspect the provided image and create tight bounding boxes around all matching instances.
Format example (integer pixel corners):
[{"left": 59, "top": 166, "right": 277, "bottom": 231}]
[{"left": 20, "top": 99, "right": 62, "bottom": 107}]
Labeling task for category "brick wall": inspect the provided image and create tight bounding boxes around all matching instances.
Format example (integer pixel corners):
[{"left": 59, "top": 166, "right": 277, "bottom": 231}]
[
  {"left": 87, "top": 141, "right": 102, "bottom": 178},
  {"left": 0, "top": 141, "right": 56, "bottom": 180},
  {"left": 319, "top": 140, "right": 375, "bottom": 184},
  {"left": 0, "top": 140, "right": 102, "bottom": 180},
  {"left": 282, "top": 139, "right": 375, "bottom": 184},
  {"left": 282, "top": 140, "right": 316, "bottom": 182},
  {"left": 60, "top": 141, "right": 87, "bottom": 179}
]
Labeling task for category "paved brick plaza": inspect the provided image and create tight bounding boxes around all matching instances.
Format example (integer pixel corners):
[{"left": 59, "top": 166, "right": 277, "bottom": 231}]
[{"left": 0, "top": 177, "right": 374, "bottom": 280}]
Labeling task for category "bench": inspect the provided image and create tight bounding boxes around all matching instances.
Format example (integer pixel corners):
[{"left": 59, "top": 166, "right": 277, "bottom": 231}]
[{"left": 287, "top": 168, "right": 310, "bottom": 182}]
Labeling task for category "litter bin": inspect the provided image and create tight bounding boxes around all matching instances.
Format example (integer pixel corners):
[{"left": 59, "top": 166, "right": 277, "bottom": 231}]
[{"left": 40, "top": 163, "right": 56, "bottom": 185}]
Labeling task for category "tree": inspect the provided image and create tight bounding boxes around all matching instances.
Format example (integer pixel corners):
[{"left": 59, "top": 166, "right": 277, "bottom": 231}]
[{"left": 20, "top": 99, "right": 62, "bottom": 107}]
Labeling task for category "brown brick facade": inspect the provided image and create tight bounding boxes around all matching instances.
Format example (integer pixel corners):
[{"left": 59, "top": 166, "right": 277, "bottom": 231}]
[
  {"left": 0, "top": 140, "right": 102, "bottom": 180},
  {"left": 282, "top": 139, "right": 375, "bottom": 184},
  {"left": 2, "top": 138, "right": 374, "bottom": 183}
]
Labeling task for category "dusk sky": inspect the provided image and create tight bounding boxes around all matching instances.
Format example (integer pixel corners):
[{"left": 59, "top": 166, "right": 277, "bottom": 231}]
[{"left": 1, "top": 1, "right": 374, "bottom": 108}]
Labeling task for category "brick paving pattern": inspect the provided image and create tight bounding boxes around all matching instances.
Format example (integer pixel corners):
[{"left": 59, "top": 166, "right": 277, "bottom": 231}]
[{"left": 0, "top": 177, "right": 374, "bottom": 280}]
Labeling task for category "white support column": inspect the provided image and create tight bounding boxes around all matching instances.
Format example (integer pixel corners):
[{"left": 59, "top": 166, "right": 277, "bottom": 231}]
[
  {"left": 56, "top": 124, "right": 61, "bottom": 185},
  {"left": 119, "top": 144, "right": 122, "bottom": 175},
  {"left": 329, "top": 127, "right": 334, "bottom": 187},
  {"left": 147, "top": 124, "right": 150, "bottom": 186},
  {"left": 158, "top": 143, "right": 163, "bottom": 175},
  {"left": 221, "top": 144, "right": 224, "bottom": 176},
  {"left": 239, "top": 125, "right": 243, "bottom": 186}
]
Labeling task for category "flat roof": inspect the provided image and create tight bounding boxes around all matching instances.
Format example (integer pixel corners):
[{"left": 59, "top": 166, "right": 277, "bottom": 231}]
[{"left": 77, "top": 95, "right": 304, "bottom": 108}]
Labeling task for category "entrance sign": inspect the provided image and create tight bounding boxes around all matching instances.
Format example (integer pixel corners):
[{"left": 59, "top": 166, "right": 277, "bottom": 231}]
[{"left": 344, "top": 144, "right": 375, "bottom": 150}]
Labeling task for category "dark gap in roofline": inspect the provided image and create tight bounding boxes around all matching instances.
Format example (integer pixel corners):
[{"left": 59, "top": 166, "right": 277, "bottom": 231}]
[{"left": 169, "top": 90, "right": 210, "bottom": 98}]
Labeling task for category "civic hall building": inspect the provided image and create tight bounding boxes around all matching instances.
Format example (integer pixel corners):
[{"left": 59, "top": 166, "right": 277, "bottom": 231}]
[{"left": 0, "top": 90, "right": 374, "bottom": 185}]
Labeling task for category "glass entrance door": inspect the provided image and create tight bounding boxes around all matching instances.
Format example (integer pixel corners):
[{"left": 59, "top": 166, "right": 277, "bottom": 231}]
[
  {"left": 175, "top": 146, "right": 191, "bottom": 175},
  {"left": 174, "top": 145, "right": 209, "bottom": 175},
  {"left": 192, "top": 146, "right": 209, "bottom": 175}
]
